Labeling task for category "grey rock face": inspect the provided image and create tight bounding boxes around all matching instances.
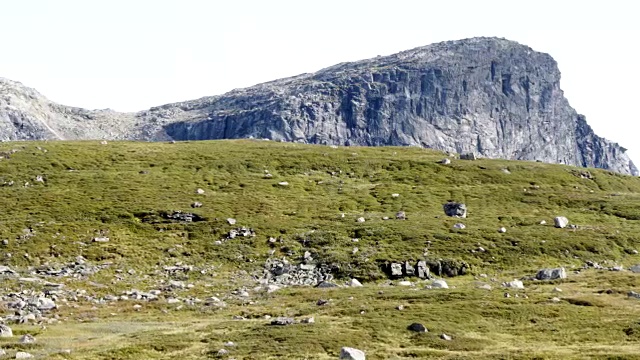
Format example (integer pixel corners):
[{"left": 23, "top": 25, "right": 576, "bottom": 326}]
[{"left": 0, "top": 37, "right": 636, "bottom": 176}]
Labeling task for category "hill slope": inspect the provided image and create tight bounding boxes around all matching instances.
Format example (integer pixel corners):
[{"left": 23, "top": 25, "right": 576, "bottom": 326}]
[
  {"left": 1, "top": 37, "right": 638, "bottom": 175},
  {"left": 0, "top": 140, "right": 637, "bottom": 358}
]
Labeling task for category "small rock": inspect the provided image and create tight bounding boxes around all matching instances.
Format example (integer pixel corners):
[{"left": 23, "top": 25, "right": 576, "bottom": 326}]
[
  {"left": 628, "top": 291, "right": 640, "bottom": 299},
  {"left": 431, "top": 279, "right": 449, "bottom": 289},
  {"left": 407, "top": 322, "right": 428, "bottom": 332},
  {"left": 439, "top": 158, "right": 451, "bottom": 165},
  {"left": 301, "top": 317, "right": 315, "bottom": 324},
  {"left": 224, "top": 341, "right": 236, "bottom": 347},
  {"left": 503, "top": 280, "right": 524, "bottom": 289},
  {"left": 630, "top": 265, "right": 640, "bottom": 274},
  {"left": 550, "top": 297, "right": 562, "bottom": 303},
  {"left": 395, "top": 211, "right": 406, "bottom": 220},
  {"left": 396, "top": 305, "right": 404, "bottom": 310},
  {"left": 191, "top": 202, "right": 203, "bottom": 208},
  {"left": 536, "top": 268, "right": 567, "bottom": 280},
  {"left": 19, "top": 334, "right": 36, "bottom": 344},
  {"left": 504, "top": 292, "right": 511, "bottom": 298},
  {"left": 398, "top": 281, "right": 412, "bottom": 286},
  {"left": 440, "top": 333, "right": 452, "bottom": 341},
  {"left": 554, "top": 216, "right": 569, "bottom": 228},
  {"left": 356, "top": 217, "right": 365, "bottom": 223},
  {"left": 340, "top": 347, "right": 365, "bottom": 360},
  {"left": 270, "top": 317, "right": 295, "bottom": 326},
  {"left": 540, "top": 220, "right": 547, "bottom": 225},
  {"left": 552, "top": 287, "right": 562, "bottom": 293},
  {"left": 217, "top": 349, "right": 229, "bottom": 356},
  {"left": 349, "top": 279, "right": 363, "bottom": 287},
  {"left": 498, "top": 227, "right": 507, "bottom": 233},
  {"left": 452, "top": 223, "right": 466, "bottom": 230},
  {"left": 92, "top": 237, "right": 110, "bottom": 243},
  {"left": 277, "top": 181, "right": 289, "bottom": 186},
  {"left": 15, "top": 352, "right": 33, "bottom": 359},
  {"left": 444, "top": 202, "right": 467, "bottom": 218},
  {"left": 227, "top": 218, "right": 236, "bottom": 225},
  {"left": 477, "top": 284, "right": 492, "bottom": 290},
  {"left": 391, "top": 193, "right": 400, "bottom": 198},
  {"left": 317, "top": 299, "right": 329, "bottom": 306},
  {"left": 196, "top": 188, "right": 205, "bottom": 194},
  {"left": 315, "top": 281, "right": 338, "bottom": 288}
]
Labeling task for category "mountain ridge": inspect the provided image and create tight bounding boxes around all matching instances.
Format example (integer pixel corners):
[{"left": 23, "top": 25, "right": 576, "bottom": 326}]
[{"left": 0, "top": 37, "right": 637, "bottom": 175}]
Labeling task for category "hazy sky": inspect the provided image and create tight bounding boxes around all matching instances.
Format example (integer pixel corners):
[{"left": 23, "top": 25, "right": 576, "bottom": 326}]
[{"left": 1, "top": 0, "right": 638, "bottom": 161}]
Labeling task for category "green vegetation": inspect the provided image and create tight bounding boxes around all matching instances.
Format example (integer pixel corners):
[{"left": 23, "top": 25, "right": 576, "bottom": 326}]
[{"left": 0, "top": 139, "right": 638, "bottom": 359}]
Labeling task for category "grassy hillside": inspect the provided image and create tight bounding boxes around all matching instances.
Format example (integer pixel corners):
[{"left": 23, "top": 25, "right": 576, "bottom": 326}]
[{"left": 0, "top": 140, "right": 638, "bottom": 359}]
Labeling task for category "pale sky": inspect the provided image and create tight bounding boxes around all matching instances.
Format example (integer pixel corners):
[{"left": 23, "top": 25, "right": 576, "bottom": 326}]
[{"left": 1, "top": 0, "right": 639, "bottom": 162}]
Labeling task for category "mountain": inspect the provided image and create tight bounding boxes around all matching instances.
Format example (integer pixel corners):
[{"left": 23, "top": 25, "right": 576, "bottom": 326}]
[{"left": 0, "top": 37, "right": 637, "bottom": 175}]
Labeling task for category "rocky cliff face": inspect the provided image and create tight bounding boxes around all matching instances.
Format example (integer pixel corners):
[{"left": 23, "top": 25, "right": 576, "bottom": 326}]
[{"left": 0, "top": 37, "right": 637, "bottom": 175}]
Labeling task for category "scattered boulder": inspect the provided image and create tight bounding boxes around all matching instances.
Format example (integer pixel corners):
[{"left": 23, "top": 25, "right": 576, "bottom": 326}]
[
  {"left": 498, "top": 227, "right": 507, "bottom": 233},
  {"left": 536, "top": 268, "right": 567, "bottom": 281},
  {"left": 554, "top": 216, "right": 569, "bottom": 228},
  {"left": 630, "top": 265, "right": 640, "bottom": 274},
  {"left": 92, "top": 237, "right": 110, "bottom": 243},
  {"left": 196, "top": 188, "right": 205, "bottom": 194},
  {"left": 391, "top": 193, "right": 400, "bottom": 198},
  {"left": 278, "top": 181, "right": 289, "bottom": 187},
  {"left": 443, "top": 202, "right": 467, "bottom": 218},
  {"left": 540, "top": 220, "right": 547, "bottom": 225},
  {"left": 395, "top": 211, "right": 406, "bottom": 220},
  {"left": 270, "top": 317, "right": 295, "bottom": 326},
  {"left": 459, "top": 152, "right": 477, "bottom": 160},
  {"left": 340, "top": 347, "right": 365, "bottom": 360},
  {"left": 315, "top": 281, "right": 338, "bottom": 288},
  {"left": 439, "top": 158, "right": 451, "bottom": 165},
  {"left": 431, "top": 279, "right": 449, "bottom": 289},
  {"left": 227, "top": 218, "right": 237, "bottom": 225},
  {"left": 503, "top": 280, "right": 524, "bottom": 289},
  {"left": 19, "top": 334, "right": 36, "bottom": 344},
  {"left": 452, "top": 223, "right": 466, "bottom": 230},
  {"left": 191, "top": 202, "right": 202, "bottom": 208},
  {"left": 349, "top": 279, "right": 363, "bottom": 287},
  {"left": 552, "top": 287, "right": 563, "bottom": 293},
  {"left": 0, "top": 324, "right": 12, "bottom": 337},
  {"left": 398, "top": 281, "right": 412, "bottom": 286},
  {"left": 217, "top": 349, "right": 229, "bottom": 356},
  {"left": 15, "top": 352, "right": 33, "bottom": 359},
  {"left": 407, "top": 323, "right": 428, "bottom": 333},
  {"left": 628, "top": 291, "right": 640, "bottom": 300},
  {"left": 301, "top": 317, "right": 315, "bottom": 324},
  {"left": 440, "top": 333, "right": 453, "bottom": 341}
]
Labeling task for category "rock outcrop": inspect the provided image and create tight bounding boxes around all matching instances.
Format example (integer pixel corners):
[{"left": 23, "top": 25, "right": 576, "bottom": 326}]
[{"left": 0, "top": 37, "right": 637, "bottom": 175}]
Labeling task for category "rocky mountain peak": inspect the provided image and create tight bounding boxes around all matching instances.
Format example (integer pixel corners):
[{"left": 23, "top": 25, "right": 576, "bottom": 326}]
[{"left": 0, "top": 37, "right": 637, "bottom": 175}]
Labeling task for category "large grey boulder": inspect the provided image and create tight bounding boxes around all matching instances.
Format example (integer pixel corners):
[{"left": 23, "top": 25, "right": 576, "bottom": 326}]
[
  {"left": 554, "top": 217, "right": 569, "bottom": 228},
  {"left": 444, "top": 202, "right": 467, "bottom": 218},
  {"left": 536, "top": 268, "right": 567, "bottom": 280},
  {"left": 431, "top": 279, "right": 449, "bottom": 289},
  {"left": 0, "top": 324, "right": 12, "bottom": 337},
  {"left": 340, "top": 347, "right": 365, "bottom": 360}
]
